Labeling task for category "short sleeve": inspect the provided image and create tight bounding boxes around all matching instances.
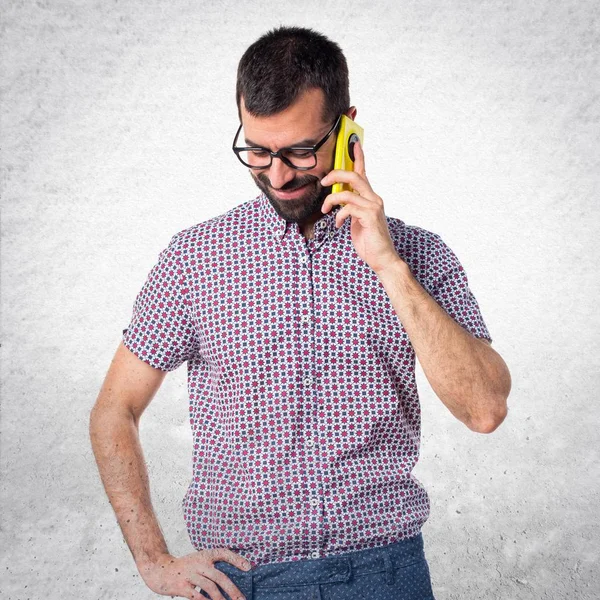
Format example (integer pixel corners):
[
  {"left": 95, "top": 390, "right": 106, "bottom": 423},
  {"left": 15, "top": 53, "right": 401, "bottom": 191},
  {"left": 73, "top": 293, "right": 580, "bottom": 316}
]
[
  {"left": 424, "top": 232, "right": 492, "bottom": 342},
  {"left": 122, "top": 233, "right": 199, "bottom": 371}
]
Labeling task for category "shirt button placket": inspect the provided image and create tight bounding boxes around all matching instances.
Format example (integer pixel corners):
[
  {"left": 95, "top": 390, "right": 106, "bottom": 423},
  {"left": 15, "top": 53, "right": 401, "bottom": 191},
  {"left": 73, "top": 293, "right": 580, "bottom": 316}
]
[
  {"left": 299, "top": 245, "right": 325, "bottom": 560},
  {"left": 316, "top": 219, "right": 328, "bottom": 249}
]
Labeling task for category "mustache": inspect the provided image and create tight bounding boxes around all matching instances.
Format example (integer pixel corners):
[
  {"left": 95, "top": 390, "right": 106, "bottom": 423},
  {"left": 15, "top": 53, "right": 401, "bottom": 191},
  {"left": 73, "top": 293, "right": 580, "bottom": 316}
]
[{"left": 256, "top": 172, "right": 319, "bottom": 191}]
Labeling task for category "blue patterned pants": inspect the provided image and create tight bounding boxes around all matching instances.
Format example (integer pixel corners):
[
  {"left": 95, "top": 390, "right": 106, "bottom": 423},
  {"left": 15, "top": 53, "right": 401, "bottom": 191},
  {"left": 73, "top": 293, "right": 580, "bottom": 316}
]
[{"left": 209, "top": 533, "right": 436, "bottom": 600}]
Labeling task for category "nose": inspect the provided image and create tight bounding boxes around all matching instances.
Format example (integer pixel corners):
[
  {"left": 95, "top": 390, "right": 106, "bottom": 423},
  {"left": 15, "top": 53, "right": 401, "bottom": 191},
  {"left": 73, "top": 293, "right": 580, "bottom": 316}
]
[{"left": 267, "top": 156, "right": 297, "bottom": 190}]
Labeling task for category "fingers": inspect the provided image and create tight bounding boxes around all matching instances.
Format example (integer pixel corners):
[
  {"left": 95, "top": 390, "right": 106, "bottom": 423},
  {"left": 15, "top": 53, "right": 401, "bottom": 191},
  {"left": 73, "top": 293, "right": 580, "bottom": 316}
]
[
  {"left": 141, "top": 550, "right": 250, "bottom": 600},
  {"left": 200, "top": 548, "right": 250, "bottom": 600},
  {"left": 322, "top": 138, "right": 367, "bottom": 193},
  {"left": 183, "top": 581, "right": 207, "bottom": 600},
  {"left": 187, "top": 570, "right": 246, "bottom": 600},
  {"left": 208, "top": 547, "right": 251, "bottom": 572},
  {"left": 187, "top": 573, "right": 229, "bottom": 600},
  {"left": 322, "top": 189, "right": 372, "bottom": 214},
  {"left": 353, "top": 139, "right": 366, "bottom": 176},
  {"left": 321, "top": 168, "right": 372, "bottom": 198},
  {"left": 211, "top": 570, "right": 247, "bottom": 600},
  {"left": 175, "top": 578, "right": 211, "bottom": 600}
]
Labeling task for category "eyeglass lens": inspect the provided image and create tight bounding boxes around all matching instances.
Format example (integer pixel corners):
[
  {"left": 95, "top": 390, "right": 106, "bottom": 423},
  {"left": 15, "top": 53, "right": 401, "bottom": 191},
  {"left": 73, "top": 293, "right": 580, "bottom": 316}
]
[{"left": 237, "top": 148, "right": 317, "bottom": 169}]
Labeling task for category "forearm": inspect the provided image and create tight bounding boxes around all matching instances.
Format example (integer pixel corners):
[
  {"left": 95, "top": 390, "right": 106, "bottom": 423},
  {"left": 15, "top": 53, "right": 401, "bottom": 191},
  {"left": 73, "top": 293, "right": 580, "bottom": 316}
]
[
  {"left": 89, "top": 406, "right": 169, "bottom": 569},
  {"left": 375, "top": 258, "right": 511, "bottom": 433}
]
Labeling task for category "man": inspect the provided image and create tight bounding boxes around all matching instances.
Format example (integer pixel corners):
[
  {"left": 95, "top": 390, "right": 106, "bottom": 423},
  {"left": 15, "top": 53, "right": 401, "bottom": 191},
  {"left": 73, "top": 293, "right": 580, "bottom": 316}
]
[{"left": 90, "top": 26, "right": 511, "bottom": 600}]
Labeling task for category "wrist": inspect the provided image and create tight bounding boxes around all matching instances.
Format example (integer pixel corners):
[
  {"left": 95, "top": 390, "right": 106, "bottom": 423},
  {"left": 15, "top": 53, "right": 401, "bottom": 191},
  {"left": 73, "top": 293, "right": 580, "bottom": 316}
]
[
  {"left": 374, "top": 256, "right": 410, "bottom": 280},
  {"left": 375, "top": 256, "right": 431, "bottom": 319},
  {"left": 136, "top": 549, "right": 172, "bottom": 574}
]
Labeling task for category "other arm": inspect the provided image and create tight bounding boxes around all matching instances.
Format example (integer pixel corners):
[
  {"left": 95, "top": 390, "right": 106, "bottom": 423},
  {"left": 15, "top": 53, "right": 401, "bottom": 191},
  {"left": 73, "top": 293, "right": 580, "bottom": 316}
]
[
  {"left": 89, "top": 341, "right": 169, "bottom": 570},
  {"left": 90, "top": 342, "right": 252, "bottom": 600}
]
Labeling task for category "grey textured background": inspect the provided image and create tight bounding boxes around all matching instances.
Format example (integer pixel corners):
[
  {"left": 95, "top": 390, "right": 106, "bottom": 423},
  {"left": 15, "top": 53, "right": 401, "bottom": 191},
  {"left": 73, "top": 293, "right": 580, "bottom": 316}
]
[{"left": 1, "top": 1, "right": 599, "bottom": 599}]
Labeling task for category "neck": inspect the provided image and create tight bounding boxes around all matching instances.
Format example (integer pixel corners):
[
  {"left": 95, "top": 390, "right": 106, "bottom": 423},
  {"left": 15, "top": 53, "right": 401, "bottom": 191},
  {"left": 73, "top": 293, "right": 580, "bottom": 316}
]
[{"left": 299, "top": 214, "right": 320, "bottom": 240}]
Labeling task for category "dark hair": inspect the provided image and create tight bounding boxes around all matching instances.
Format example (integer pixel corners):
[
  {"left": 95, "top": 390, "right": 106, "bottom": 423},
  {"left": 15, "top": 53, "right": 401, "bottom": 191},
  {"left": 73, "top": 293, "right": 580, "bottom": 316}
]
[{"left": 236, "top": 26, "right": 350, "bottom": 124}]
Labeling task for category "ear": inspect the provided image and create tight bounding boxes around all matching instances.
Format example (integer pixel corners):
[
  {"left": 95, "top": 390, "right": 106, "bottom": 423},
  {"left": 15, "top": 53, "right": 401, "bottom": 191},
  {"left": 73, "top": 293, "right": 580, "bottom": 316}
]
[{"left": 346, "top": 106, "right": 357, "bottom": 120}]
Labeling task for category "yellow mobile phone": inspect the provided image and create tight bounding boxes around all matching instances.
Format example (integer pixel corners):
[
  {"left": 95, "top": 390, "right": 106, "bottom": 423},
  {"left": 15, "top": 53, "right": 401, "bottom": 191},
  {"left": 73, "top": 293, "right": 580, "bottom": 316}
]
[{"left": 332, "top": 115, "right": 364, "bottom": 203}]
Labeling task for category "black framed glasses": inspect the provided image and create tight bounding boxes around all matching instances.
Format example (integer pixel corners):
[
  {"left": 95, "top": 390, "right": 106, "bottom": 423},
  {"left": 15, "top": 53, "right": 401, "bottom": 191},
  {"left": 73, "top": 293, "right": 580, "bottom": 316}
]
[{"left": 232, "top": 113, "right": 342, "bottom": 170}]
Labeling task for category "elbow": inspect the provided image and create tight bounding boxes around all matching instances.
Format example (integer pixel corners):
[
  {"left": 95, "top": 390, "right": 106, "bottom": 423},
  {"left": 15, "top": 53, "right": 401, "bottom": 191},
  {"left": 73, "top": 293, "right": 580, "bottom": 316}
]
[
  {"left": 89, "top": 400, "right": 136, "bottom": 447},
  {"left": 467, "top": 402, "right": 508, "bottom": 434},
  {"left": 89, "top": 403, "right": 100, "bottom": 437},
  {"left": 89, "top": 403, "right": 107, "bottom": 447},
  {"left": 469, "top": 364, "right": 512, "bottom": 434},
  {"left": 469, "top": 411, "right": 506, "bottom": 434}
]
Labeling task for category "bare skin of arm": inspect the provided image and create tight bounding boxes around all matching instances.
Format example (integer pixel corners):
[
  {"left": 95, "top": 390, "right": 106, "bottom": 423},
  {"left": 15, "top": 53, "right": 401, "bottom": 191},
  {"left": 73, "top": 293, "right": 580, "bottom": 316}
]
[{"left": 89, "top": 342, "right": 251, "bottom": 600}]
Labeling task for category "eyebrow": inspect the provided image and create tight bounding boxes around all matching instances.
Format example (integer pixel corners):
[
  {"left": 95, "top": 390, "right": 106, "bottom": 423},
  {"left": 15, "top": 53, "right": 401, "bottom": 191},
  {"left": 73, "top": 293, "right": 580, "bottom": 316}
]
[{"left": 244, "top": 136, "right": 319, "bottom": 148}]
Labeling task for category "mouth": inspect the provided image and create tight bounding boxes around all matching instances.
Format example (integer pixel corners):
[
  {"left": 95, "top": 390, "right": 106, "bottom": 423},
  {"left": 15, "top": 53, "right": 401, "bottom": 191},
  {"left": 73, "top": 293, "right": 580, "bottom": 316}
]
[{"left": 272, "top": 181, "right": 312, "bottom": 200}]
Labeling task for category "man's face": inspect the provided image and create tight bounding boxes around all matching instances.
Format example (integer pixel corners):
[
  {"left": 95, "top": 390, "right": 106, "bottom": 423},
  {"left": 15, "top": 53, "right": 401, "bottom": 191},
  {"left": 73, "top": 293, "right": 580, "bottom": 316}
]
[{"left": 240, "top": 88, "right": 337, "bottom": 224}]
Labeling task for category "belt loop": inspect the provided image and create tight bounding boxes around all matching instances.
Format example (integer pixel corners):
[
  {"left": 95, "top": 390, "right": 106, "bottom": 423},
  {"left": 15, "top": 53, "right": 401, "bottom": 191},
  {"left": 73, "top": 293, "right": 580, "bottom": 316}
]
[
  {"left": 342, "top": 556, "right": 352, "bottom": 583},
  {"left": 383, "top": 550, "right": 394, "bottom": 586}
]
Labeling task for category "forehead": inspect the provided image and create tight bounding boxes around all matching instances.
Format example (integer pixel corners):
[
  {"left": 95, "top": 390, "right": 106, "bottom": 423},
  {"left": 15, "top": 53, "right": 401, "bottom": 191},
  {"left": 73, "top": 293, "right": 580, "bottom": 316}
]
[{"left": 240, "top": 88, "right": 329, "bottom": 148}]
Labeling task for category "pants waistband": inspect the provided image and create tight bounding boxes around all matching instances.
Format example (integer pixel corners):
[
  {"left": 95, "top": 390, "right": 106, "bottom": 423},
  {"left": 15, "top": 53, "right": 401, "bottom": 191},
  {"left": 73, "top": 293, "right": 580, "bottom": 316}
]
[{"left": 215, "top": 533, "right": 425, "bottom": 589}]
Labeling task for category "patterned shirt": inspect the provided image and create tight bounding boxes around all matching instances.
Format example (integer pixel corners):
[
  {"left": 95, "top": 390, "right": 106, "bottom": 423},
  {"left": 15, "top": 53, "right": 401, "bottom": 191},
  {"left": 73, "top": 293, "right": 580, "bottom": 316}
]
[{"left": 122, "top": 193, "right": 492, "bottom": 566}]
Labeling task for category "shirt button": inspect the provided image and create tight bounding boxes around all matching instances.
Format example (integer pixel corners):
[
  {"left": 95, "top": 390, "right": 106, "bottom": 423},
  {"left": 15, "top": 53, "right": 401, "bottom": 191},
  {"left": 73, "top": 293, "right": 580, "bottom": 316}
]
[
  {"left": 306, "top": 439, "right": 314, "bottom": 447},
  {"left": 301, "top": 315, "right": 310, "bottom": 323},
  {"left": 303, "top": 376, "right": 313, "bottom": 386},
  {"left": 311, "top": 550, "right": 320, "bottom": 559},
  {"left": 318, "top": 221, "right": 327, "bottom": 229},
  {"left": 300, "top": 256, "right": 308, "bottom": 264},
  {"left": 310, "top": 497, "right": 319, "bottom": 507}
]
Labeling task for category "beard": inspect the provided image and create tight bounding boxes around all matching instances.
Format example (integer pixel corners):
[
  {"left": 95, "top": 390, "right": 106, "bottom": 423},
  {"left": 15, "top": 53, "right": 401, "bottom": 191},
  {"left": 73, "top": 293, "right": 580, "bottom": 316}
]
[{"left": 251, "top": 171, "right": 332, "bottom": 223}]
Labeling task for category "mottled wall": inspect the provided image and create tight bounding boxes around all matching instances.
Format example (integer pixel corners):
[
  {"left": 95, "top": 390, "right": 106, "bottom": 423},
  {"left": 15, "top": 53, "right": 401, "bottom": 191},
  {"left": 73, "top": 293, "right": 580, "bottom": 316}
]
[{"left": 1, "top": 1, "right": 598, "bottom": 599}]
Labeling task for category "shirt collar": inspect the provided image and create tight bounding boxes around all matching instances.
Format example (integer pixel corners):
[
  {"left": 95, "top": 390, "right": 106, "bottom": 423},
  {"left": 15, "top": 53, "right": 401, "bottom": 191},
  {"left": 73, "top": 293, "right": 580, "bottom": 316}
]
[{"left": 258, "top": 192, "right": 343, "bottom": 243}]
